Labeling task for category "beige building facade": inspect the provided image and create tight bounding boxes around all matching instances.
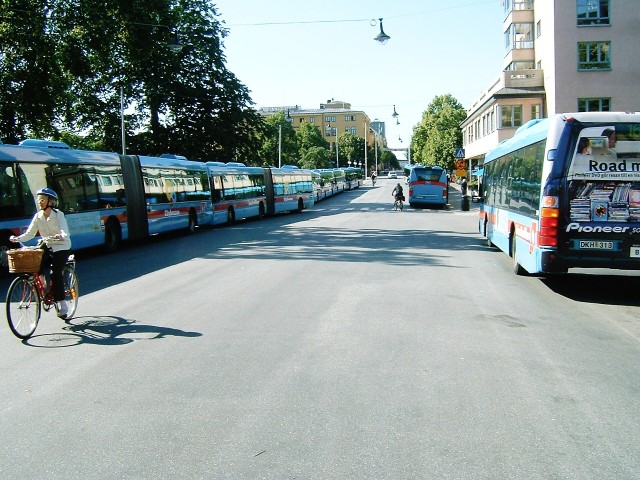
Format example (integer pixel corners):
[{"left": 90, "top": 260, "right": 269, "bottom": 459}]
[
  {"left": 461, "top": 0, "right": 640, "bottom": 172},
  {"left": 259, "top": 100, "right": 383, "bottom": 152}
]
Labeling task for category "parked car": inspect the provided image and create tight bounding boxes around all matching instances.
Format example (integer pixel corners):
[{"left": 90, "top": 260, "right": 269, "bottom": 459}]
[{"left": 388, "top": 171, "right": 397, "bottom": 179}]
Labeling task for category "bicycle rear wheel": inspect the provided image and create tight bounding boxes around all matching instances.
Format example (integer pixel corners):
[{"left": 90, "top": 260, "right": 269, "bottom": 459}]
[
  {"left": 61, "top": 265, "right": 79, "bottom": 319},
  {"left": 6, "top": 276, "right": 41, "bottom": 339}
]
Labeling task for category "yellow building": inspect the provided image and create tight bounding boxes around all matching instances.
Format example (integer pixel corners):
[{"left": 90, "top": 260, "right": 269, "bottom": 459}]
[{"left": 258, "top": 100, "right": 384, "bottom": 151}]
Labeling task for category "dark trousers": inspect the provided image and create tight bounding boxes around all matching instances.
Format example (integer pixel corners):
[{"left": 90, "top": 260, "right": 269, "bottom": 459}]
[{"left": 40, "top": 248, "right": 71, "bottom": 302}]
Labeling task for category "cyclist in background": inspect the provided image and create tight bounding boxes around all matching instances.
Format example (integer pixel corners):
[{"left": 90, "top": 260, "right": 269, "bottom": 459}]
[
  {"left": 10, "top": 188, "right": 72, "bottom": 318},
  {"left": 392, "top": 182, "right": 404, "bottom": 202},
  {"left": 370, "top": 170, "right": 377, "bottom": 186}
]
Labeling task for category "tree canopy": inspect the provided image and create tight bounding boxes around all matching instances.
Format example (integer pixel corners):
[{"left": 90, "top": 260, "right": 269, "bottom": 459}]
[
  {"left": 411, "top": 94, "right": 466, "bottom": 171},
  {"left": 0, "top": 0, "right": 263, "bottom": 159}
]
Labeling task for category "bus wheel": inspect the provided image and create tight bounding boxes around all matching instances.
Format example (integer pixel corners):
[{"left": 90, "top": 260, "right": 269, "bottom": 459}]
[
  {"left": 227, "top": 208, "right": 235, "bottom": 225},
  {"left": 258, "top": 202, "right": 265, "bottom": 219},
  {"left": 105, "top": 219, "right": 122, "bottom": 252},
  {"left": 510, "top": 233, "right": 526, "bottom": 275},
  {"left": 188, "top": 210, "right": 197, "bottom": 233}
]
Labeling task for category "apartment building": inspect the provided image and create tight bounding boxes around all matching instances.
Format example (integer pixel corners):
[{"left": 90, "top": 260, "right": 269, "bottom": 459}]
[
  {"left": 461, "top": 0, "right": 640, "bottom": 172},
  {"left": 258, "top": 100, "right": 383, "bottom": 151}
]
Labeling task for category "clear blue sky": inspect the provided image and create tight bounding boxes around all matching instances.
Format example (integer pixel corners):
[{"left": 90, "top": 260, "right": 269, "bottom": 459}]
[{"left": 212, "top": 0, "right": 505, "bottom": 153}]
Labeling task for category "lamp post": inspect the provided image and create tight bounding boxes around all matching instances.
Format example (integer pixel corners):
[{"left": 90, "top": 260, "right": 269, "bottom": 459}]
[
  {"left": 327, "top": 123, "right": 339, "bottom": 168},
  {"left": 335, "top": 128, "right": 339, "bottom": 168},
  {"left": 278, "top": 124, "right": 282, "bottom": 168}
]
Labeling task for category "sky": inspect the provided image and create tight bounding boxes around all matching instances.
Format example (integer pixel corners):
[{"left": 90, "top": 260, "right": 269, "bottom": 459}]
[{"left": 212, "top": 0, "right": 505, "bottom": 155}]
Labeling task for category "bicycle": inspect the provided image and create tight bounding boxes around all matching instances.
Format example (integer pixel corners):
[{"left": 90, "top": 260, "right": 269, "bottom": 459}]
[
  {"left": 393, "top": 194, "right": 404, "bottom": 211},
  {"left": 5, "top": 239, "right": 78, "bottom": 339}
]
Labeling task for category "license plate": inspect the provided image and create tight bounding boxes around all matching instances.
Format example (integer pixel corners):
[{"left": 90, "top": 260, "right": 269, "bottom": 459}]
[
  {"left": 631, "top": 246, "right": 640, "bottom": 258},
  {"left": 579, "top": 240, "right": 614, "bottom": 250}
]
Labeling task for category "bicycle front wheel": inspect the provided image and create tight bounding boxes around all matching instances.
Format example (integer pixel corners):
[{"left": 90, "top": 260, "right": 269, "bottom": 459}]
[
  {"left": 6, "top": 276, "right": 41, "bottom": 339},
  {"left": 62, "top": 265, "right": 79, "bottom": 319}
]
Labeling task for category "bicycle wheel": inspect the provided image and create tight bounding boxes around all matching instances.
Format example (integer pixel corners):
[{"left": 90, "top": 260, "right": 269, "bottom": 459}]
[
  {"left": 6, "top": 276, "right": 41, "bottom": 339},
  {"left": 61, "top": 265, "right": 79, "bottom": 319},
  {"left": 399, "top": 201, "right": 404, "bottom": 211}
]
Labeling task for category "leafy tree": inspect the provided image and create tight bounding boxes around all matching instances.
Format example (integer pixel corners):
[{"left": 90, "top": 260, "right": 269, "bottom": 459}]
[
  {"left": 1, "top": 0, "right": 263, "bottom": 159},
  {"left": 379, "top": 150, "right": 399, "bottom": 171},
  {"left": 337, "top": 131, "right": 368, "bottom": 168},
  {"left": 256, "top": 111, "right": 297, "bottom": 166},
  {"left": 0, "top": 1, "right": 65, "bottom": 142},
  {"left": 411, "top": 94, "right": 466, "bottom": 171},
  {"left": 297, "top": 122, "right": 328, "bottom": 160},
  {"left": 300, "top": 146, "right": 331, "bottom": 169}
]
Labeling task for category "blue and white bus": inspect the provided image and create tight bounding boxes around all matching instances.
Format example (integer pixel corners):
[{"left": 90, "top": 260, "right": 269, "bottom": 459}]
[
  {"left": 479, "top": 112, "right": 640, "bottom": 275},
  {"left": 265, "top": 166, "right": 315, "bottom": 214},
  {"left": 207, "top": 163, "right": 267, "bottom": 224},
  {"left": 0, "top": 141, "right": 212, "bottom": 270},
  {"left": 407, "top": 165, "right": 449, "bottom": 207}
]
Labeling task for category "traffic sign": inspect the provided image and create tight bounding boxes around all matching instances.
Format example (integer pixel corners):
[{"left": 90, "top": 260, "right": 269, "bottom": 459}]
[{"left": 455, "top": 148, "right": 465, "bottom": 159}]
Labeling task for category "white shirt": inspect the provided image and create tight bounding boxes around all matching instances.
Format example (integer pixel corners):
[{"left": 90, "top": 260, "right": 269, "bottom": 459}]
[{"left": 15, "top": 208, "right": 72, "bottom": 252}]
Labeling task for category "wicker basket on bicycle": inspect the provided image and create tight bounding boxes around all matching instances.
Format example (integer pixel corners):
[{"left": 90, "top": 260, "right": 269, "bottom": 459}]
[{"left": 7, "top": 248, "right": 43, "bottom": 273}]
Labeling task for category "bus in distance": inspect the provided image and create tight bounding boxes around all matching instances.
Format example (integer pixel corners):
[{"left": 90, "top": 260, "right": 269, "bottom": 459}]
[
  {"left": 479, "top": 112, "right": 640, "bottom": 275},
  {"left": 407, "top": 165, "right": 449, "bottom": 207}
]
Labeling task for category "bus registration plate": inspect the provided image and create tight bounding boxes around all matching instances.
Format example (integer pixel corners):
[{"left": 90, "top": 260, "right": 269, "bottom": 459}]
[
  {"left": 631, "top": 246, "right": 640, "bottom": 258},
  {"left": 579, "top": 240, "right": 613, "bottom": 250}
]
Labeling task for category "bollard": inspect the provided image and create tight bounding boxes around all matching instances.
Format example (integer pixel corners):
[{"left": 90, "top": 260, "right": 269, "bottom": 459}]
[{"left": 461, "top": 195, "right": 470, "bottom": 211}]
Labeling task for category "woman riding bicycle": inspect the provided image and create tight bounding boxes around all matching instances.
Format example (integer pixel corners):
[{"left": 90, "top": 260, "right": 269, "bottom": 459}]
[{"left": 9, "top": 188, "right": 72, "bottom": 318}]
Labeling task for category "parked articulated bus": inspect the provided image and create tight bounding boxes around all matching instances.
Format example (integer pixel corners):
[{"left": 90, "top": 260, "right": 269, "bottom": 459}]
[
  {"left": 0, "top": 142, "right": 212, "bottom": 270},
  {"left": 479, "top": 112, "right": 640, "bottom": 275}
]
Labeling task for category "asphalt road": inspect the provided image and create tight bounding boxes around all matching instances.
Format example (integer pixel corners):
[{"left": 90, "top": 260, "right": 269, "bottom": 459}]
[{"left": 1, "top": 179, "right": 639, "bottom": 479}]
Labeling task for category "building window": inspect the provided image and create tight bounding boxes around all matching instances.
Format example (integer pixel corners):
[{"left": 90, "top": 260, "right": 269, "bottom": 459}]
[
  {"left": 324, "top": 116, "right": 336, "bottom": 122},
  {"left": 531, "top": 104, "right": 542, "bottom": 119},
  {"left": 578, "top": 97, "right": 611, "bottom": 112},
  {"left": 346, "top": 126, "right": 356, "bottom": 134},
  {"left": 499, "top": 105, "right": 523, "bottom": 128},
  {"left": 309, "top": 117, "right": 315, "bottom": 123},
  {"left": 505, "top": 23, "right": 534, "bottom": 52},
  {"left": 578, "top": 41, "right": 611, "bottom": 70},
  {"left": 299, "top": 118, "right": 304, "bottom": 123},
  {"left": 345, "top": 115, "right": 356, "bottom": 122},
  {"left": 506, "top": 60, "right": 535, "bottom": 70},
  {"left": 326, "top": 126, "right": 337, "bottom": 136},
  {"left": 577, "top": 0, "right": 610, "bottom": 26},
  {"left": 504, "top": 0, "right": 533, "bottom": 14}
]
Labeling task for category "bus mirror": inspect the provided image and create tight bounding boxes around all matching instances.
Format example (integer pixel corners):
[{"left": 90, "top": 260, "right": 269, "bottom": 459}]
[{"left": 547, "top": 149, "right": 556, "bottom": 161}]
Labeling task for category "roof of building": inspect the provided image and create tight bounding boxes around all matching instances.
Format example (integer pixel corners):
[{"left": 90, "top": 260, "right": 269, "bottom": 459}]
[{"left": 493, "top": 86, "right": 547, "bottom": 97}]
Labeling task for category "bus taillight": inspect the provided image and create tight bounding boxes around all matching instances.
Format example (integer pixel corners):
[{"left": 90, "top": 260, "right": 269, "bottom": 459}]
[
  {"left": 539, "top": 198, "right": 559, "bottom": 247},
  {"left": 409, "top": 187, "right": 414, "bottom": 197}
]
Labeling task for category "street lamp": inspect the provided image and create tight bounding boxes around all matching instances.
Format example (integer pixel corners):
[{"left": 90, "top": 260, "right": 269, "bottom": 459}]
[{"left": 373, "top": 18, "right": 390, "bottom": 44}]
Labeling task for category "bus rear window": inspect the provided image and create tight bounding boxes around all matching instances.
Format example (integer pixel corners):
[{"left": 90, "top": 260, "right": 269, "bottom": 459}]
[{"left": 413, "top": 168, "right": 444, "bottom": 182}]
